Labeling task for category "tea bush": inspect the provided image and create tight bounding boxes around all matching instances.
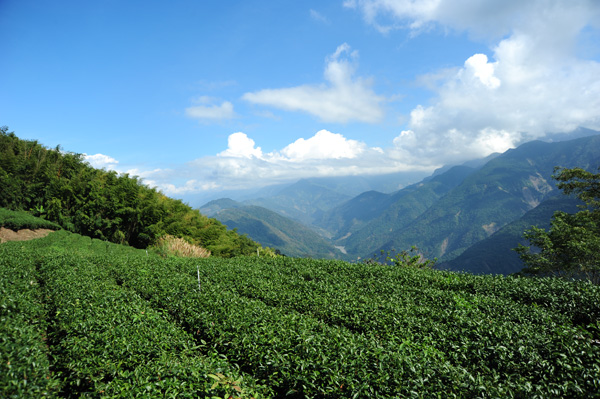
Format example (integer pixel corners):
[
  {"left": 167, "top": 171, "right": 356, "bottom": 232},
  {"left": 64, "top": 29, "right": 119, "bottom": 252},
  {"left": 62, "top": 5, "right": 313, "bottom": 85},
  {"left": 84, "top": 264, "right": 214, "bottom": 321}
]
[{"left": 2, "top": 230, "right": 599, "bottom": 398}]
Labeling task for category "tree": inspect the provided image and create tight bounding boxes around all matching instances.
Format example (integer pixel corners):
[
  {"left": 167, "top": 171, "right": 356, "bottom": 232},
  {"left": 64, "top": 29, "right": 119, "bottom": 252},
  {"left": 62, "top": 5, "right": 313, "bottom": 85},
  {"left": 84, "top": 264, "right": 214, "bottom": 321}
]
[
  {"left": 365, "top": 246, "right": 436, "bottom": 268},
  {"left": 515, "top": 167, "right": 600, "bottom": 283}
]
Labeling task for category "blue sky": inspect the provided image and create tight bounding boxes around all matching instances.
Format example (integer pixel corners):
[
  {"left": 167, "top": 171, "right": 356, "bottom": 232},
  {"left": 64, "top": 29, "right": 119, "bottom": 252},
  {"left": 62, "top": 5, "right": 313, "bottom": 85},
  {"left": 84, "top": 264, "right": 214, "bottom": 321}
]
[{"left": 2, "top": 0, "right": 600, "bottom": 199}]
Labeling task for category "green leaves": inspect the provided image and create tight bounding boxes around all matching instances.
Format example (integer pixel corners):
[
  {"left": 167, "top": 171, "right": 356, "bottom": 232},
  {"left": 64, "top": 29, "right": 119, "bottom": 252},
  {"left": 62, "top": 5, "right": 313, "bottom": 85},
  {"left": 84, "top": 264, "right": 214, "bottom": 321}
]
[
  {"left": 0, "top": 207, "right": 61, "bottom": 231},
  {"left": 516, "top": 166, "right": 600, "bottom": 283},
  {"left": 0, "top": 245, "right": 61, "bottom": 397},
  {"left": 381, "top": 246, "right": 437, "bottom": 268},
  {"left": 4, "top": 230, "right": 600, "bottom": 398}
]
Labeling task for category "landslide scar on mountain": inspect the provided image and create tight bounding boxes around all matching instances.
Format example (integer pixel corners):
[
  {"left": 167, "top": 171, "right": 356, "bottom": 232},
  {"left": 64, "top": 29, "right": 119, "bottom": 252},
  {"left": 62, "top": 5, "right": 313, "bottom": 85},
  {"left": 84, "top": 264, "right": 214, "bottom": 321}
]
[
  {"left": 482, "top": 222, "right": 498, "bottom": 235},
  {"left": 440, "top": 237, "right": 449, "bottom": 257}
]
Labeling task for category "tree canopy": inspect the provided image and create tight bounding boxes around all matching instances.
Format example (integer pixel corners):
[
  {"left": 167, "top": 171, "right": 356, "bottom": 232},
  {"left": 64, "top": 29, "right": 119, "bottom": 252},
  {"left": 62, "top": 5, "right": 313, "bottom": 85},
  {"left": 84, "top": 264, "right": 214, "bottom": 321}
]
[
  {"left": 0, "top": 126, "right": 259, "bottom": 256},
  {"left": 516, "top": 166, "right": 600, "bottom": 283}
]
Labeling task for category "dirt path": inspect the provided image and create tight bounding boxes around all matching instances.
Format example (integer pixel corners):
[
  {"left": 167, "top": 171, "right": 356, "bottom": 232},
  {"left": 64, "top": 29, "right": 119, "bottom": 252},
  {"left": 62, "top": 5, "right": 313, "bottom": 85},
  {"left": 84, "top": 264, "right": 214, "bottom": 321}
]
[{"left": 0, "top": 227, "right": 54, "bottom": 244}]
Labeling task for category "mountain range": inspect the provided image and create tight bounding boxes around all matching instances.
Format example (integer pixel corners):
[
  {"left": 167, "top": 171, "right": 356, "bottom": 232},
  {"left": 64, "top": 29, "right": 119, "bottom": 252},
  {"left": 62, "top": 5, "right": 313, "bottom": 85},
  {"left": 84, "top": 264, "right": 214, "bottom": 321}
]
[
  {"left": 199, "top": 199, "right": 340, "bottom": 259},
  {"left": 200, "top": 129, "right": 600, "bottom": 274}
]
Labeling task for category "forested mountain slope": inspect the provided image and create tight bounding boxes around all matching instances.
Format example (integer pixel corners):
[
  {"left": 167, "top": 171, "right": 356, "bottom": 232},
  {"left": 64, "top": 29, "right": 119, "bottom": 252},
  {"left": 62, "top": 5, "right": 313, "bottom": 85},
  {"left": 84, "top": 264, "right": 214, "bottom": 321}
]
[
  {"left": 324, "top": 165, "right": 477, "bottom": 257},
  {"left": 196, "top": 133, "right": 600, "bottom": 264},
  {"left": 201, "top": 199, "right": 341, "bottom": 258},
  {"left": 373, "top": 135, "right": 600, "bottom": 262},
  {"left": 438, "top": 195, "right": 583, "bottom": 275}
]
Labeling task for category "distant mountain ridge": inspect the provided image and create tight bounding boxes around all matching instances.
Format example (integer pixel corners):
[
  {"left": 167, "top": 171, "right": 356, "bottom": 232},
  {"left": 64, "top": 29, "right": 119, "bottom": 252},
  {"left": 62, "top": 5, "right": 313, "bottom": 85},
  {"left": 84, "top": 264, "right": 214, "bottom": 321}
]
[
  {"left": 317, "top": 165, "right": 478, "bottom": 256},
  {"left": 364, "top": 135, "right": 600, "bottom": 263},
  {"left": 200, "top": 131, "right": 600, "bottom": 273},
  {"left": 200, "top": 199, "right": 341, "bottom": 258},
  {"left": 244, "top": 179, "right": 352, "bottom": 226}
]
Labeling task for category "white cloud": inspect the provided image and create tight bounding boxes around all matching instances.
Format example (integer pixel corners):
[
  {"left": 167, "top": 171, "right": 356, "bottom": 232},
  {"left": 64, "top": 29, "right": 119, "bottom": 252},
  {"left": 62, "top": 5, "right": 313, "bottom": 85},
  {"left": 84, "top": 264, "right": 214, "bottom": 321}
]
[
  {"left": 242, "top": 44, "right": 385, "bottom": 123},
  {"left": 185, "top": 99, "right": 236, "bottom": 121},
  {"left": 345, "top": 0, "right": 597, "bottom": 39},
  {"left": 83, "top": 2, "right": 600, "bottom": 198},
  {"left": 133, "top": 130, "right": 431, "bottom": 196},
  {"left": 281, "top": 129, "right": 366, "bottom": 161},
  {"left": 218, "top": 132, "right": 263, "bottom": 158},
  {"left": 463, "top": 54, "right": 500, "bottom": 89},
  {"left": 349, "top": 0, "right": 600, "bottom": 164},
  {"left": 84, "top": 153, "right": 119, "bottom": 170},
  {"left": 158, "top": 180, "right": 220, "bottom": 195}
]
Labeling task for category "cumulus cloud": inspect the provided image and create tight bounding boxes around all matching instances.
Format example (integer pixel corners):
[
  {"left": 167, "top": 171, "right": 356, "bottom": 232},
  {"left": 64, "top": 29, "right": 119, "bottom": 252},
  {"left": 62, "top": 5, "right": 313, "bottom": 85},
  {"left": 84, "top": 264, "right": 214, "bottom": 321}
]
[
  {"left": 463, "top": 54, "right": 500, "bottom": 89},
  {"left": 93, "top": 1, "right": 600, "bottom": 197},
  {"left": 130, "top": 130, "right": 426, "bottom": 196},
  {"left": 348, "top": 0, "right": 600, "bottom": 164},
  {"left": 218, "top": 132, "right": 263, "bottom": 158},
  {"left": 208, "top": 130, "right": 415, "bottom": 186},
  {"left": 281, "top": 130, "right": 366, "bottom": 161},
  {"left": 84, "top": 153, "right": 119, "bottom": 170},
  {"left": 185, "top": 96, "right": 236, "bottom": 121},
  {"left": 242, "top": 44, "right": 385, "bottom": 123},
  {"left": 344, "top": 0, "right": 596, "bottom": 39},
  {"left": 104, "top": 121, "right": 555, "bottom": 198}
]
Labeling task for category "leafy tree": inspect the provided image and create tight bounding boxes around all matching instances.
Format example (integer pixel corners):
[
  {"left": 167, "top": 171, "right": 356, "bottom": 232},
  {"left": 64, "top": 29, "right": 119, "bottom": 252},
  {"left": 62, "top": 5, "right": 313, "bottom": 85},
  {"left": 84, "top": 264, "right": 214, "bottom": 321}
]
[
  {"left": 515, "top": 167, "right": 600, "bottom": 283},
  {"left": 365, "top": 246, "right": 436, "bottom": 268}
]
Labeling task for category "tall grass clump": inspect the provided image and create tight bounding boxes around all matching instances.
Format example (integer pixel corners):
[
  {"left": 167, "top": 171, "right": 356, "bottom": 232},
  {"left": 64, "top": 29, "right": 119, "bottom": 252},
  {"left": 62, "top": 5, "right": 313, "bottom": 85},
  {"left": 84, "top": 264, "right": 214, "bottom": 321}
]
[{"left": 153, "top": 235, "right": 211, "bottom": 258}]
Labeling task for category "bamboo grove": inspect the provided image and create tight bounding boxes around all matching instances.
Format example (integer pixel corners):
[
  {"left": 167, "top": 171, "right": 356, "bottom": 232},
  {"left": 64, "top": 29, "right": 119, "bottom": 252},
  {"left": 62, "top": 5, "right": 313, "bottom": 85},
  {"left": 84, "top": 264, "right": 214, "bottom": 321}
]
[{"left": 0, "top": 126, "right": 258, "bottom": 256}]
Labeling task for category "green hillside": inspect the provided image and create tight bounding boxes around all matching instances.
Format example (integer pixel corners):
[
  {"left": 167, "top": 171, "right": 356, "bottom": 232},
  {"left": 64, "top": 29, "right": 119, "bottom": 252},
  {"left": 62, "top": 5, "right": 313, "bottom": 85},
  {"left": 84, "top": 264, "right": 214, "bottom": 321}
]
[
  {"left": 3, "top": 230, "right": 600, "bottom": 398},
  {"left": 328, "top": 165, "right": 476, "bottom": 257},
  {"left": 439, "top": 195, "right": 583, "bottom": 275},
  {"left": 0, "top": 127, "right": 259, "bottom": 256},
  {"left": 201, "top": 199, "right": 341, "bottom": 258}
]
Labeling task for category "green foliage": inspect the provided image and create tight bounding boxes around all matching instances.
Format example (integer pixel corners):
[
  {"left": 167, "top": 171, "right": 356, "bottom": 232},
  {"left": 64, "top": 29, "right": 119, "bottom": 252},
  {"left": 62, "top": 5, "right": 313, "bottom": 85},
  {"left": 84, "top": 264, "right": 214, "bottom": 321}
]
[
  {"left": 3, "top": 230, "right": 600, "bottom": 398},
  {"left": 0, "top": 231, "right": 271, "bottom": 398},
  {"left": 516, "top": 167, "right": 600, "bottom": 283},
  {"left": 369, "top": 246, "right": 437, "bottom": 268},
  {"left": 0, "top": 243, "right": 61, "bottom": 397},
  {"left": 0, "top": 207, "right": 61, "bottom": 230},
  {"left": 0, "top": 126, "right": 259, "bottom": 256}
]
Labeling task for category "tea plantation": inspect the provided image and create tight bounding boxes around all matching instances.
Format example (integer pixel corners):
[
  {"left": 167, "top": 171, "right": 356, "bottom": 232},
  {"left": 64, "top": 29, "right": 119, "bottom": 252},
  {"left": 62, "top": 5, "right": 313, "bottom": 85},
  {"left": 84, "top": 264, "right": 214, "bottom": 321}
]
[{"left": 2, "top": 230, "right": 599, "bottom": 398}]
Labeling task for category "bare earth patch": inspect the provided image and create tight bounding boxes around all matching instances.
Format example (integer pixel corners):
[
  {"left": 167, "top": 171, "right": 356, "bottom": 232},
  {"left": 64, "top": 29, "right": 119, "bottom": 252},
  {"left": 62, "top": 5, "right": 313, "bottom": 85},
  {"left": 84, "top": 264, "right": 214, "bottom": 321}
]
[{"left": 0, "top": 227, "right": 54, "bottom": 244}]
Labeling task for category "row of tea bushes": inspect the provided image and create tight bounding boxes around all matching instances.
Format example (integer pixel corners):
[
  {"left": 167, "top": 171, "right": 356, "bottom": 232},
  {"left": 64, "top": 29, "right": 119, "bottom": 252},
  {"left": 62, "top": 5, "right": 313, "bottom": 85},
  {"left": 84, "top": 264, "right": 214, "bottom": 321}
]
[{"left": 2, "top": 230, "right": 599, "bottom": 398}]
